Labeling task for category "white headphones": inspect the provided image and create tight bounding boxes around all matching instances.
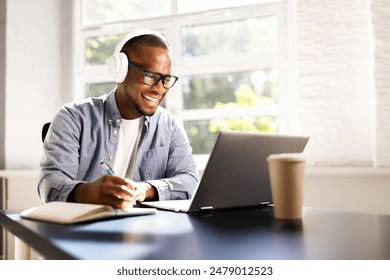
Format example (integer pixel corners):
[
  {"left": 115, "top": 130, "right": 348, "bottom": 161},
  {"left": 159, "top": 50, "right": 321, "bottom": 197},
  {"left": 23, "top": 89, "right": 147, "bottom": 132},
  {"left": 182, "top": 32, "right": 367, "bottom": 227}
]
[{"left": 107, "top": 29, "right": 169, "bottom": 83}]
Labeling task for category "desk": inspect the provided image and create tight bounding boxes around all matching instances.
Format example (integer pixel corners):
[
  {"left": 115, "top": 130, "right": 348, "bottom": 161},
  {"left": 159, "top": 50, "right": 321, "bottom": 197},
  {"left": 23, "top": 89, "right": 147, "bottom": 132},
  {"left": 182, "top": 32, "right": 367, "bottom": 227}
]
[{"left": 1, "top": 206, "right": 390, "bottom": 260}]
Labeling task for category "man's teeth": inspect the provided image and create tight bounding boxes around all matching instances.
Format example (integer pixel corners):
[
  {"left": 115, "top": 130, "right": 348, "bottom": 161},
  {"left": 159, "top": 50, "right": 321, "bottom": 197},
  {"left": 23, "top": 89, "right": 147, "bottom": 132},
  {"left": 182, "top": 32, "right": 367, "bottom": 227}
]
[{"left": 142, "top": 94, "right": 159, "bottom": 103}]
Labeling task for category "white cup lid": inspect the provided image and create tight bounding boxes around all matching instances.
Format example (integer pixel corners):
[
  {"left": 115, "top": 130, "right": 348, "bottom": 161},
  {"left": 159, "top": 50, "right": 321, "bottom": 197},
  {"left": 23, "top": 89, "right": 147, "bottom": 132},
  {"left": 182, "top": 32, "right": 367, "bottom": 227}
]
[{"left": 267, "top": 153, "right": 306, "bottom": 162}]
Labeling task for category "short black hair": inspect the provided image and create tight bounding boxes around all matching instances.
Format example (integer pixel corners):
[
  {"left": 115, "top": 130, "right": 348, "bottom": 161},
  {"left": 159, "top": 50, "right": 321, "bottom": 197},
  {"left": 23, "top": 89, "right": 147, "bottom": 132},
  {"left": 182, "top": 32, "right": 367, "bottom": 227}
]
[{"left": 122, "top": 34, "right": 169, "bottom": 53}]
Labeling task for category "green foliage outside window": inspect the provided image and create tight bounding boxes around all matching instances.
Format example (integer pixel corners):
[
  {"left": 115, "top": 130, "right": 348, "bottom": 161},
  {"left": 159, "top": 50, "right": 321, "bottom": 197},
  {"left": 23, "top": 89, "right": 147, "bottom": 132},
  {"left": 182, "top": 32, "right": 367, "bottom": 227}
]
[
  {"left": 209, "top": 84, "right": 277, "bottom": 133},
  {"left": 86, "top": 34, "right": 124, "bottom": 65},
  {"left": 184, "top": 73, "right": 279, "bottom": 154}
]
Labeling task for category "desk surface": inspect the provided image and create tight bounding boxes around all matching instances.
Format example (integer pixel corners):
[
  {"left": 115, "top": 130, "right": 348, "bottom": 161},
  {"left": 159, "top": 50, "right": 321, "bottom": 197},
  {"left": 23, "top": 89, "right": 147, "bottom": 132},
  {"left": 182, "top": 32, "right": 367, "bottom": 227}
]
[{"left": 1, "top": 206, "right": 390, "bottom": 260}]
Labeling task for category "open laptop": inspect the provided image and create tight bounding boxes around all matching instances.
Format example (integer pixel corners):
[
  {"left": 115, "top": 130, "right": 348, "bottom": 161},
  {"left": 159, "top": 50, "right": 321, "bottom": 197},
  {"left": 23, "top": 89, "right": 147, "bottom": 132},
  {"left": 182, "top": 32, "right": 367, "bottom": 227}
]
[{"left": 142, "top": 130, "right": 309, "bottom": 213}]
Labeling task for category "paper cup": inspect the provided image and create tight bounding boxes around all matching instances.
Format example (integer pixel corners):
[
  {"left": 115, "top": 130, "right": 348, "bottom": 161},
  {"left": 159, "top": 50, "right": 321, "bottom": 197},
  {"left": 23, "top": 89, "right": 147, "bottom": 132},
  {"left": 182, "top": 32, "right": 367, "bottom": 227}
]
[{"left": 267, "top": 153, "right": 306, "bottom": 220}]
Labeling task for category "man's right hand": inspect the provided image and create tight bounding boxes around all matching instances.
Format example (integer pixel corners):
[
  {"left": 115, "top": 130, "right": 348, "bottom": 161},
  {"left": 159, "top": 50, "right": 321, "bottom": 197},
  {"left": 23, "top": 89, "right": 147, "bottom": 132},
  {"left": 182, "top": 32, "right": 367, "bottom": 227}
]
[{"left": 72, "top": 175, "right": 137, "bottom": 210}]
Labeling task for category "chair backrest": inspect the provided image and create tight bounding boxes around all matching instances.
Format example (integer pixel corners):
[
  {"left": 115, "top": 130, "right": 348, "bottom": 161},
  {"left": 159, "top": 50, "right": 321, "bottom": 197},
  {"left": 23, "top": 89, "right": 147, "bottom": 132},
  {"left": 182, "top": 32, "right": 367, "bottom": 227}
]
[{"left": 42, "top": 122, "right": 51, "bottom": 143}]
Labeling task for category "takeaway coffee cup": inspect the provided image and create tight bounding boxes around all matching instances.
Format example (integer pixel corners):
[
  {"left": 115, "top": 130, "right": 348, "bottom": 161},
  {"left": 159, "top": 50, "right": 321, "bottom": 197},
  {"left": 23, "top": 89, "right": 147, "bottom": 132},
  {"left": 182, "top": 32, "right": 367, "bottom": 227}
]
[{"left": 267, "top": 153, "right": 306, "bottom": 220}]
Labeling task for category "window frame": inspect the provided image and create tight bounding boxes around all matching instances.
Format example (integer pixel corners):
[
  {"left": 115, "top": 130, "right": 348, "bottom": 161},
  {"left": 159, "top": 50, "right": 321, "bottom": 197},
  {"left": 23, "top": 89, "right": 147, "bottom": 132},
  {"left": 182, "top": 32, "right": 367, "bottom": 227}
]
[{"left": 74, "top": 0, "right": 293, "bottom": 153}]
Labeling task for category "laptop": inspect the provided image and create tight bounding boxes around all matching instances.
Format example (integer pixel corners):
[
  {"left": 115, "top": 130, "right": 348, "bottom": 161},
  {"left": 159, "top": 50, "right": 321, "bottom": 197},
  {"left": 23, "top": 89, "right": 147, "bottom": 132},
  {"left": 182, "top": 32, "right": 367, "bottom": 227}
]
[{"left": 141, "top": 130, "right": 309, "bottom": 213}]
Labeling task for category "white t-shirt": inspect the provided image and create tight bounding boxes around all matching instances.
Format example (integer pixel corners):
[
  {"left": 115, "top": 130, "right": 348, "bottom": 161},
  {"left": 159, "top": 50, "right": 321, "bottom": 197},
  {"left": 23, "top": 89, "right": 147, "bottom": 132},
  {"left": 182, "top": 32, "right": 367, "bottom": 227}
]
[{"left": 111, "top": 116, "right": 144, "bottom": 179}]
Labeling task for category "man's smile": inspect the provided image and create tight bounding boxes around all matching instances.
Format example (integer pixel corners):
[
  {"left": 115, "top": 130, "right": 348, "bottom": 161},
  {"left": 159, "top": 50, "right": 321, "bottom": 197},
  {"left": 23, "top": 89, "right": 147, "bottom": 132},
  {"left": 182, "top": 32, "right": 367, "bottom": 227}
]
[{"left": 142, "top": 93, "right": 160, "bottom": 103}]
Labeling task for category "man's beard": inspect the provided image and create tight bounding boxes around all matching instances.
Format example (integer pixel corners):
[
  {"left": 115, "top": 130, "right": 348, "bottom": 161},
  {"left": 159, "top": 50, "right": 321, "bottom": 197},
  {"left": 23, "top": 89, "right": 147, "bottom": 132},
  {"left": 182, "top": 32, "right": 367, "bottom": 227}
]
[{"left": 126, "top": 94, "right": 156, "bottom": 117}]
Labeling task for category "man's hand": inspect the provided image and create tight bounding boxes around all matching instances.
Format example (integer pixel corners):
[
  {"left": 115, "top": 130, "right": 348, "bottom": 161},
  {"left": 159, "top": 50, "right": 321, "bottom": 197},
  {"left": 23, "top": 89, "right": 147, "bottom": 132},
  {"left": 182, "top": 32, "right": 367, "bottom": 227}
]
[
  {"left": 73, "top": 175, "right": 137, "bottom": 210},
  {"left": 126, "top": 180, "right": 158, "bottom": 203}
]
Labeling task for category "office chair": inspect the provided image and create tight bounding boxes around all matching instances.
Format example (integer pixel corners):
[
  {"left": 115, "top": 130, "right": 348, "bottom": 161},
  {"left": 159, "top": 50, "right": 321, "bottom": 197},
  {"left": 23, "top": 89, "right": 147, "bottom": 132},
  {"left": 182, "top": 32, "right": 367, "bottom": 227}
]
[{"left": 41, "top": 122, "right": 51, "bottom": 143}]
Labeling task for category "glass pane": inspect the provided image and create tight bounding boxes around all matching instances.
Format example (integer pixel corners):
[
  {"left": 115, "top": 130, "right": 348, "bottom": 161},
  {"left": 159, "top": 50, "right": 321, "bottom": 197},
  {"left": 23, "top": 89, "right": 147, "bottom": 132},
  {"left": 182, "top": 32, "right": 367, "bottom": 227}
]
[
  {"left": 185, "top": 117, "right": 278, "bottom": 154},
  {"left": 81, "top": 0, "right": 171, "bottom": 26},
  {"left": 182, "top": 68, "right": 279, "bottom": 110},
  {"left": 85, "top": 34, "right": 125, "bottom": 65},
  {"left": 184, "top": 120, "right": 218, "bottom": 154},
  {"left": 85, "top": 30, "right": 166, "bottom": 65},
  {"left": 178, "top": 0, "right": 280, "bottom": 14},
  {"left": 85, "top": 82, "right": 117, "bottom": 98},
  {"left": 182, "top": 16, "right": 278, "bottom": 58}
]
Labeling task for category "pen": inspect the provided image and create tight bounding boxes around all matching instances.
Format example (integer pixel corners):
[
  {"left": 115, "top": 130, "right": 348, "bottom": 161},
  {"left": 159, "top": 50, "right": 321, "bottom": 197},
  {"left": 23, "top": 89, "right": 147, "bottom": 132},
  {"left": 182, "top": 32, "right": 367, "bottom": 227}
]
[
  {"left": 100, "top": 160, "right": 137, "bottom": 205},
  {"left": 100, "top": 160, "right": 115, "bottom": 175}
]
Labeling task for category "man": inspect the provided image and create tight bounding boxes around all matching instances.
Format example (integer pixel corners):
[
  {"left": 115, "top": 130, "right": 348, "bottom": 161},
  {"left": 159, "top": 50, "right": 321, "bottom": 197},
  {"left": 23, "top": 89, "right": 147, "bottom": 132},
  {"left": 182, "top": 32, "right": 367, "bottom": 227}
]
[{"left": 38, "top": 29, "right": 199, "bottom": 210}]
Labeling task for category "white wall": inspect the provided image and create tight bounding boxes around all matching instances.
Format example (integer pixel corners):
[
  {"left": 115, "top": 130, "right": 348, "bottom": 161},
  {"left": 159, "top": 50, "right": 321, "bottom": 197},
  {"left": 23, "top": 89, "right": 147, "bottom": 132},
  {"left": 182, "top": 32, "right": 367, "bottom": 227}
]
[
  {"left": 297, "top": 0, "right": 372, "bottom": 166},
  {"left": 371, "top": 0, "right": 390, "bottom": 166},
  {"left": 0, "top": 0, "right": 6, "bottom": 169},
  {"left": 4, "top": 0, "right": 72, "bottom": 169},
  {"left": 296, "top": 0, "right": 390, "bottom": 168},
  {"left": 304, "top": 167, "right": 390, "bottom": 214}
]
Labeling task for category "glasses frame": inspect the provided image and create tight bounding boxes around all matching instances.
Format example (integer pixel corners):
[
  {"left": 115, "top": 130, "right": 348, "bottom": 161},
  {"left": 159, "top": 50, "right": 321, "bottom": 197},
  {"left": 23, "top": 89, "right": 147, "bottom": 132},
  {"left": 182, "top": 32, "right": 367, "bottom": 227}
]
[{"left": 128, "top": 61, "right": 179, "bottom": 89}]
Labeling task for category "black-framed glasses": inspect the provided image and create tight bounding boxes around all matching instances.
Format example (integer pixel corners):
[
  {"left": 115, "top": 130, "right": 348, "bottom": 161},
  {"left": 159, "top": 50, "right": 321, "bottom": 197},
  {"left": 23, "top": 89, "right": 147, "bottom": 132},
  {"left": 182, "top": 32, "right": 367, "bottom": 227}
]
[{"left": 128, "top": 61, "right": 179, "bottom": 89}]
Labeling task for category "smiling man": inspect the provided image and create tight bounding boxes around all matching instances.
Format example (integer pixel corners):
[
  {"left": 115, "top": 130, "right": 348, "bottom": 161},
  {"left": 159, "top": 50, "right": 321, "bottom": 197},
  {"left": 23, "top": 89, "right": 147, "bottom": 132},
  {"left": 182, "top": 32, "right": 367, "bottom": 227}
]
[{"left": 38, "top": 30, "right": 199, "bottom": 210}]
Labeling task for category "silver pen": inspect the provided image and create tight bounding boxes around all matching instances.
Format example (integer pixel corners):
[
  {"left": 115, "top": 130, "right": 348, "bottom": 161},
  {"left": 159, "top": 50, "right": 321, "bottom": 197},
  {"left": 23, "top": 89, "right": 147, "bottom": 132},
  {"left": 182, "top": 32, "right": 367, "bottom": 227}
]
[{"left": 100, "top": 160, "right": 115, "bottom": 175}]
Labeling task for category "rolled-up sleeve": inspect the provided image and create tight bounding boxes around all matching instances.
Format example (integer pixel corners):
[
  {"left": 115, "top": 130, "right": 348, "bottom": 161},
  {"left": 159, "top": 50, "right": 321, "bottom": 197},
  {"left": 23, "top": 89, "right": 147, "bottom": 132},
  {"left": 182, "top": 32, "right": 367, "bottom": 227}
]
[
  {"left": 38, "top": 107, "right": 84, "bottom": 203},
  {"left": 38, "top": 92, "right": 121, "bottom": 203}
]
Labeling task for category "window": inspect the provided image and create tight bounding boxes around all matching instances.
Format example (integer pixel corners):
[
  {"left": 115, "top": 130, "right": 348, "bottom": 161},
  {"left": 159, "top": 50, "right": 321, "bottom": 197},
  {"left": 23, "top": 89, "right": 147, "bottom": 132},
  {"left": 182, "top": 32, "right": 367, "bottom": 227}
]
[{"left": 77, "top": 0, "right": 289, "bottom": 154}]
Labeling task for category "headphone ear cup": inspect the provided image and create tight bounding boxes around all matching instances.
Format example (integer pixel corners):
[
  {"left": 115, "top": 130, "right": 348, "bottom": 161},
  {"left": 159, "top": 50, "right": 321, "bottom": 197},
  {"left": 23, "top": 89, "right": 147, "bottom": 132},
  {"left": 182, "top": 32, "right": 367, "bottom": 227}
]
[
  {"left": 108, "top": 52, "right": 128, "bottom": 83},
  {"left": 107, "top": 55, "right": 117, "bottom": 81},
  {"left": 116, "top": 52, "right": 129, "bottom": 83}
]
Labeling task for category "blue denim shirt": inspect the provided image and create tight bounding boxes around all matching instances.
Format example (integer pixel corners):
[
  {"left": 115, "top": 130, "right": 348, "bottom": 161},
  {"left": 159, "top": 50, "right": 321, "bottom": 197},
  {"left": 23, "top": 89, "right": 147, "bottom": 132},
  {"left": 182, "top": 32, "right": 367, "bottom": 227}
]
[{"left": 38, "top": 90, "right": 199, "bottom": 203}]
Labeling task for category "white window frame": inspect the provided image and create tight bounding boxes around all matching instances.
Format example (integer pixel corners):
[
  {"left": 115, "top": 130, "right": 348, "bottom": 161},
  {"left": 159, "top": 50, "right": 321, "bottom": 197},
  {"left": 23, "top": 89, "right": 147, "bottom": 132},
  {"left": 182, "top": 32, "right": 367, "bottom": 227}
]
[{"left": 73, "top": 0, "right": 293, "bottom": 153}]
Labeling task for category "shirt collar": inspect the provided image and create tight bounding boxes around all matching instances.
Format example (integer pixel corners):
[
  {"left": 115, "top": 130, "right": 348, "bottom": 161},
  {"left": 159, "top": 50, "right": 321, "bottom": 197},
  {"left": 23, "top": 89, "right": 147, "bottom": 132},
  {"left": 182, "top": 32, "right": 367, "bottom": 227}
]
[{"left": 106, "top": 88, "right": 122, "bottom": 126}]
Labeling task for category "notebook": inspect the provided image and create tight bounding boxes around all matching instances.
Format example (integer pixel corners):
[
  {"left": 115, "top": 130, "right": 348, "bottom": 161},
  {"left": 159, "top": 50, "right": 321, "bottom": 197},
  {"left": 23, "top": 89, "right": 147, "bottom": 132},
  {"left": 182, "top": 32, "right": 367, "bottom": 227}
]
[
  {"left": 142, "top": 130, "right": 309, "bottom": 213},
  {"left": 21, "top": 202, "right": 156, "bottom": 224}
]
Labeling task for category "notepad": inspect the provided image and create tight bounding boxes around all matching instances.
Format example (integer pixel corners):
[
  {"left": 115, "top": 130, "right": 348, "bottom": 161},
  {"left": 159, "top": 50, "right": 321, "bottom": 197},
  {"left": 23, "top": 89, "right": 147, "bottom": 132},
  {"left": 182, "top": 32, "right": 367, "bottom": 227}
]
[{"left": 20, "top": 201, "right": 156, "bottom": 224}]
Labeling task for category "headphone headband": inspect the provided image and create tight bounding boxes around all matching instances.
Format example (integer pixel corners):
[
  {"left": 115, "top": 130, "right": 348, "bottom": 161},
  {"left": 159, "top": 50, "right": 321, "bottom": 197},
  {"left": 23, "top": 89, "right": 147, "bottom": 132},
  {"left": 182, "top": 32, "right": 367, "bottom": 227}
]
[
  {"left": 108, "top": 29, "right": 169, "bottom": 83},
  {"left": 112, "top": 29, "right": 169, "bottom": 57}
]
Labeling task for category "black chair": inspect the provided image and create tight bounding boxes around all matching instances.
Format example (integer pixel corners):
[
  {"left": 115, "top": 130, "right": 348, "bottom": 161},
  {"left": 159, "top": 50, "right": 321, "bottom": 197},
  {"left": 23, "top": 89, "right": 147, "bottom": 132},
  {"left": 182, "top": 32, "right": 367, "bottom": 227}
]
[{"left": 42, "top": 122, "right": 51, "bottom": 143}]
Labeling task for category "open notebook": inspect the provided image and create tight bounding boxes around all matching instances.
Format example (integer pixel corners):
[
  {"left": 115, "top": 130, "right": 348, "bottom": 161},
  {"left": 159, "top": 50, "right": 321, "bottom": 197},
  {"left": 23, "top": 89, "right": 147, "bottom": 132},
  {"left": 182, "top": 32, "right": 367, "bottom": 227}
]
[
  {"left": 21, "top": 201, "right": 156, "bottom": 224},
  {"left": 142, "top": 130, "right": 309, "bottom": 213}
]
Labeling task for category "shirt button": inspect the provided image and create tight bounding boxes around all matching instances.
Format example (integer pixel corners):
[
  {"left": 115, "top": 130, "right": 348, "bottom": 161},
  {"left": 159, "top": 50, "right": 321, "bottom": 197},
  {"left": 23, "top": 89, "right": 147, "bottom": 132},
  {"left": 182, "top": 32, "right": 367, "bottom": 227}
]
[
  {"left": 113, "top": 130, "right": 118, "bottom": 134},
  {"left": 108, "top": 119, "right": 112, "bottom": 124},
  {"left": 116, "top": 119, "right": 120, "bottom": 123},
  {"left": 108, "top": 156, "right": 113, "bottom": 160}
]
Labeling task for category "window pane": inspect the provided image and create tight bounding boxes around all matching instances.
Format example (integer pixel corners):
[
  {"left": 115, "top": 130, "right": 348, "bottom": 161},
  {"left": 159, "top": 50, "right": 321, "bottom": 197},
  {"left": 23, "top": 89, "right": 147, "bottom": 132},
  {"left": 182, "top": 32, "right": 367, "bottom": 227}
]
[
  {"left": 85, "top": 30, "right": 166, "bottom": 65},
  {"left": 185, "top": 117, "right": 278, "bottom": 154},
  {"left": 182, "top": 16, "right": 278, "bottom": 58},
  {"left": 85, "top": 82, "right": 117, "bottom": 97},
  {"left": 85, "top": 34, "right": 125, "bottom": 65},
  {"left": 184, "top": 120, "right": 218, "bottom": 154},
  {"left": 81, "top": 0, "right": 170, "bottom": 26},
  {"left": 178, "top": 0, "right": 280, "bottom": 14},
  {"left": 182, "top": 69, "right": 279, "bottom": 110}
]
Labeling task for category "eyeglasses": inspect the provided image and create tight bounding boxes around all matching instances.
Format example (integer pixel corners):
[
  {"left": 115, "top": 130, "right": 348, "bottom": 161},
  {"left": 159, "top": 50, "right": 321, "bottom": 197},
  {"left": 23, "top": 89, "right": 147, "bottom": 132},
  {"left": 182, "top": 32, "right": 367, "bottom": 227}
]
[{"left": 128, "top": 61, "right": 179, "bottom": 89}]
